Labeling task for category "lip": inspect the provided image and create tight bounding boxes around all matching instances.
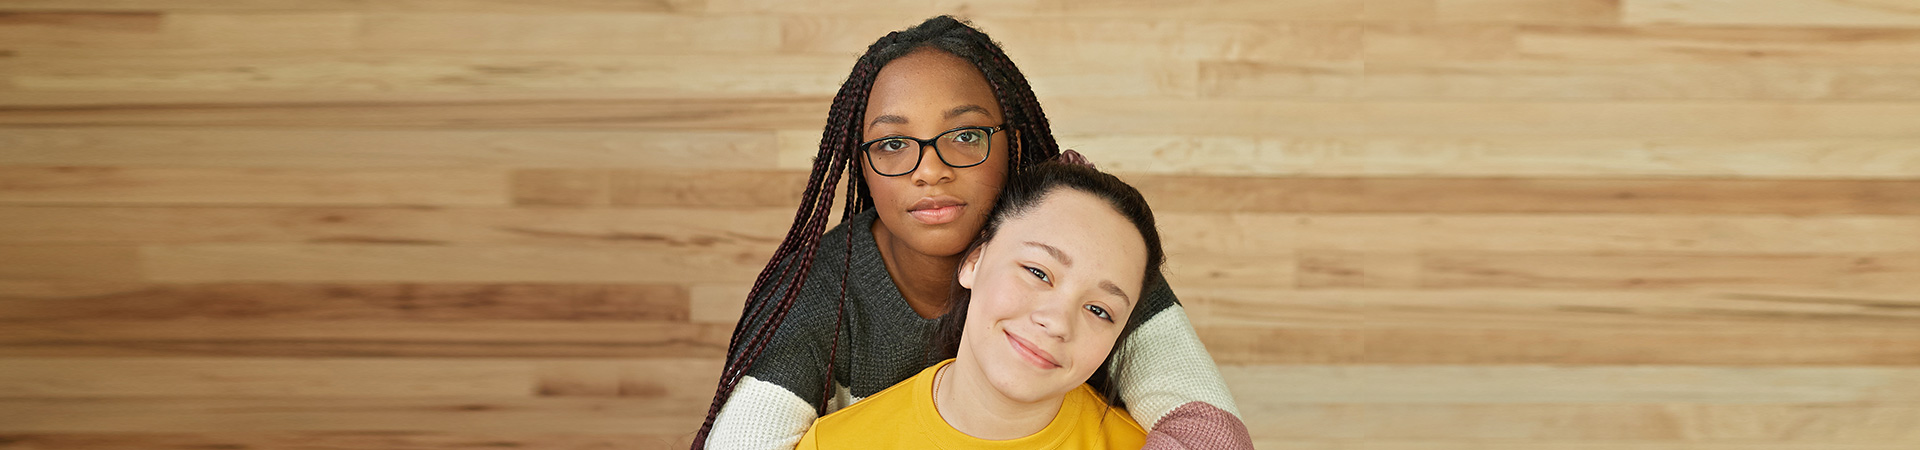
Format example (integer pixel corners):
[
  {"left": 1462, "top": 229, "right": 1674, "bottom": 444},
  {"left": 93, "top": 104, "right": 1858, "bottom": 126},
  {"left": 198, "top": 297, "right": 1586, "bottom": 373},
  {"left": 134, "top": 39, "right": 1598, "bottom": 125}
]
[
  {"left": 907, "top": 196, "right": 966, "bottom": 225},
  {"left": 1005, "top": 330, "right": 1061, "bottom": 369}
]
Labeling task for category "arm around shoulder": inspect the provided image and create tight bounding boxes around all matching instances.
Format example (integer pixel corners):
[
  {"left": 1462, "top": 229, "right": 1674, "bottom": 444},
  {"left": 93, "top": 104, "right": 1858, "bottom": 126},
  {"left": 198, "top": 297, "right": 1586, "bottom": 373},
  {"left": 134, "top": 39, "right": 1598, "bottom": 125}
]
[{"left": 1115, "top": 284, "right": 1253, "bottom": 449}]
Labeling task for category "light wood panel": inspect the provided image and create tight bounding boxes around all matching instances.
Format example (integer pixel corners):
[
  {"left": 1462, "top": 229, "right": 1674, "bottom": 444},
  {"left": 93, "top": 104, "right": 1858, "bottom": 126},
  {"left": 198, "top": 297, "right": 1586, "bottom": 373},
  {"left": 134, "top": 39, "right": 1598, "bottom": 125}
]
[
  {"left": 0, "top": 128, "right": 782, "bottom": 169},
  {"left": 0, "top": 167, "right": 508, "bottom": 206},
  {"left": 2, "top": 2, "right": 1916, "bottom": 449},
  {"left": 1624, "top": 0, "right": 1920, "bottom": 27},
  {"left": 0, "top": 433, "right": 698, "bottom": 450}
]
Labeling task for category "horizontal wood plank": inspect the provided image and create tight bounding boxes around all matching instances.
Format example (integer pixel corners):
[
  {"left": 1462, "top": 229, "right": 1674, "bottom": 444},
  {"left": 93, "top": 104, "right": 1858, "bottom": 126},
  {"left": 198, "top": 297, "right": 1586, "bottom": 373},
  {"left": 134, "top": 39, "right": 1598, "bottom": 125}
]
[
  {"left": 1624, "top": 0, "right": 1920, "bottom": 28},
  {"left": 1158, "top": 213, "right": 1920, "bottom": 254},
  {"left": 1366, "top": 23, "right": 1920, "bottom": 63},
  {"left": 1234, "top": 403, "right": 1920, "bottom": 439},
  {"left": 1294, "top": 251, "right": 1920, "bottom": 290},
  {"left": 1185, "top": 288, "right": 1920, "bottom": 331},
  {"left": 0, "top": 320, "right": 731, "bottom": 358},
  {"left": 782, "top": 16, "right": 1363, "bottom": 61},
  {"left": 0, "top": 12, "right": 776, "bottom": 54},
  {"left": 0, "top": 282, "right": 691, "bottom": 322},
  {"left": 0, "top": 0, "right": 697, "bottom": 12},
  {"left": 1130, "top": 176, "right": 1920, "bottom": 215},
  {"left": 0, "top": 128, "right": 781, "bottom": 169},
  {"left": 0, "top": 206, "right": 791, "bottom": 251},
  {"left": 0, "top": 432, "right": 695, "bottom": 450},
  {"left": 0, "top": 246, "right": 141, "bottom": 281},
  {"left": 0, "top": 397, "right": 708, "bottom": 433},
  {"left": 0, "top": 167, "right": 507, "bottom": 206},
  {"left": 138, "top": 244, "right": 773, "bottom": 283},
  {"left": 0, "top": 357, "right": 719, "bottom": 399},
  {"left": 0, "top": 91, "right": 828, "bottom": 130},
  {"left": 1201, "top": 325, "right": 1920, "bottom": 365},
  {"left": 1221, "top": 364, "right": 1920, "bottom": 403},
  {"left": 1201, "top": 60, "right": 1920, "bottom": 100}
]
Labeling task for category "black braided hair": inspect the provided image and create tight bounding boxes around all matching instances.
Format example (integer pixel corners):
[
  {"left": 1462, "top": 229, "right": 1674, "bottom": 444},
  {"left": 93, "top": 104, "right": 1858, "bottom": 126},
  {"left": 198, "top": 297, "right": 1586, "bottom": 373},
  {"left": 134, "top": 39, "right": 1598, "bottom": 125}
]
[{"left": 692, "top": 15, "right": 1061, "bottom": 448}]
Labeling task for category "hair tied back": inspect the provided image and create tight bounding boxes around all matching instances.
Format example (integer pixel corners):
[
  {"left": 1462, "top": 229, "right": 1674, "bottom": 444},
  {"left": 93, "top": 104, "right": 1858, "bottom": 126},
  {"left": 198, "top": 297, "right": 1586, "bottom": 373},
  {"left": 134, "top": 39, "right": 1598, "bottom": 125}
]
[{"left": 1056, "top": 149, "right": 1095, "bottom": 169}]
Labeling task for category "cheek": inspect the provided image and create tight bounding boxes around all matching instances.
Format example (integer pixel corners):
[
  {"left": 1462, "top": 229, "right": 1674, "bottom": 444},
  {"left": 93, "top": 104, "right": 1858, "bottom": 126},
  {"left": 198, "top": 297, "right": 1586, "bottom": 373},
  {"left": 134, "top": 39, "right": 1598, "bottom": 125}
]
[
  {"left": 967, "top": 269, "right": 1027, "bottom": 324},
  {"left": 1070, "top": 328, "right": 1122, "bottom": 378},
  {"left": 861, "top": 169, "right": 901, "bottom": 203}
]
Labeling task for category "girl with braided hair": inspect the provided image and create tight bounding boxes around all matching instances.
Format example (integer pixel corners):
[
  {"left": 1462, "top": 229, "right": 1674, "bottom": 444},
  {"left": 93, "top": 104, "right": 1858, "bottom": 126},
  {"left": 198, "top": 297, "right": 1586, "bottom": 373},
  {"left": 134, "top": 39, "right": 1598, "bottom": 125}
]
[{"left": 695, "top": 16, "right": 1250, "bottom": 449}]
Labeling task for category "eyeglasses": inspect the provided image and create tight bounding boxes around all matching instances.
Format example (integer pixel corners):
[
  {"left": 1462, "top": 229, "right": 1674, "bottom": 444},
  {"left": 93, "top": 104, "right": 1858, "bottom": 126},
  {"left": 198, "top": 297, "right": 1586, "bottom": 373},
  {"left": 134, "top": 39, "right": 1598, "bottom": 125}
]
[{"left": 858, "top": 125, "right": 1004, "bottom": 177}]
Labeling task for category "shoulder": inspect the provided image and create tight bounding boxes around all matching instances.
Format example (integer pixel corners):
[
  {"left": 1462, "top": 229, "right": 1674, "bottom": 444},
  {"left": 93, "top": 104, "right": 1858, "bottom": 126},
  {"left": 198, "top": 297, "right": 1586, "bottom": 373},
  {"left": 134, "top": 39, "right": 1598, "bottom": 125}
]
[
  {"left": 811, "top": 368, "right": 918, "bottom": 427},
  {"left": 1068, "top": 384, "right": 1148, "bottom": 444},
  {"left": 803, "top": 370, "right": 925, "bottom": 445}
]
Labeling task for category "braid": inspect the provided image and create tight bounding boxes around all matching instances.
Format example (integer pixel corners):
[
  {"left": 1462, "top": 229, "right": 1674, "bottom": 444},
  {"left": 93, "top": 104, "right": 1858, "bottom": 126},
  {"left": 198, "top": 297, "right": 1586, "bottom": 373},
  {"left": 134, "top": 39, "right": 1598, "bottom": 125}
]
[{"left": 693, "top": 16, "right": 1058, "bottom": 448}]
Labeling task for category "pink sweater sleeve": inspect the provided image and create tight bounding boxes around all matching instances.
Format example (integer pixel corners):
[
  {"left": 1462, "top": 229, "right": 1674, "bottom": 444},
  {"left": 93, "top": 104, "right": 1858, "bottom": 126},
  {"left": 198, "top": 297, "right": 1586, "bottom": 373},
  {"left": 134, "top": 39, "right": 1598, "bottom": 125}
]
[
  {"left": 1142, "top": 401, "right": 1254, "bottom": 449},
  {"left": 1115, "top": 304, "right": 1254, "bottom": 449}
]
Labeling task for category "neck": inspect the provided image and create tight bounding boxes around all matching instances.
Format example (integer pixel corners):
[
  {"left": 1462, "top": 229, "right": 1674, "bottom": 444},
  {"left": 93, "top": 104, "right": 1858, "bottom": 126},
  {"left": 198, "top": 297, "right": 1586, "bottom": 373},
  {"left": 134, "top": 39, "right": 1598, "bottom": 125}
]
[
  {"left": 871, "top": 219, "right": 959, "bottom": 319},
  {"left": 933, "top": 355, "right": 1063, "bottom": 440}
]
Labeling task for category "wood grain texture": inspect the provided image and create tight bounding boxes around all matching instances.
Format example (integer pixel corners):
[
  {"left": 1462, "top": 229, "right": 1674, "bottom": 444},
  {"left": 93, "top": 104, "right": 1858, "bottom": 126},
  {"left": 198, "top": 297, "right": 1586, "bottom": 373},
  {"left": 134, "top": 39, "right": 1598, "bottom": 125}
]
[
  {"left": 0, "top": 282, "right": 692, "bottom": 322},
  {"left": 2, "top": 2, "right": 1916, "bottom": 448},
  {"left": 0, "top": 433, "right": 696, "bottom": 450},
  {"left": 0, "top": 320, "right": 731, "bottom": 358},
  {"left": 0, "top": 167, "right": 508, "bottom": 206},
  {"left": 0, "top": 128, "right": 782, "bottom": 169},
  {"left": 1624, "top": 0, "right": 1920, "bottom": 27}
]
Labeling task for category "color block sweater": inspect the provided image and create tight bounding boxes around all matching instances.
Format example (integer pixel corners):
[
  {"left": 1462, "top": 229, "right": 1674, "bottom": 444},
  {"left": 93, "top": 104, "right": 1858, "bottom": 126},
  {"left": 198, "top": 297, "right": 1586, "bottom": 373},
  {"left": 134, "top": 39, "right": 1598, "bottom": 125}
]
[{"left": 707, "top": 209, "right": 1251, "bottom": 449}]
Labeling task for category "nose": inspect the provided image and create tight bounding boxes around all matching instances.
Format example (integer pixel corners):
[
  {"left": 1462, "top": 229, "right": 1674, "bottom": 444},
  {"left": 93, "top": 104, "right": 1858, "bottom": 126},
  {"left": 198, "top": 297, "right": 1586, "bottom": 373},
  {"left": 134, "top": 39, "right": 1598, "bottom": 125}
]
[
  {"left": 908, "top": 141, "right": 956, "bottom": 186},
  {"left": 1028, "top": 294, "right": 1073, "bottom": 342}
]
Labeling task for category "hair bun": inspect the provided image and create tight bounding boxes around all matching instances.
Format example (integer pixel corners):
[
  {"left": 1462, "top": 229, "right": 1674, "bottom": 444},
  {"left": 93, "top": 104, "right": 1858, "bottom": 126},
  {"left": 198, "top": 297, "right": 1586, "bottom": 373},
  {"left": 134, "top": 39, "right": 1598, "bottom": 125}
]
[{"left": 1056, "top": 149, "right": 1096, "bottom": 169}]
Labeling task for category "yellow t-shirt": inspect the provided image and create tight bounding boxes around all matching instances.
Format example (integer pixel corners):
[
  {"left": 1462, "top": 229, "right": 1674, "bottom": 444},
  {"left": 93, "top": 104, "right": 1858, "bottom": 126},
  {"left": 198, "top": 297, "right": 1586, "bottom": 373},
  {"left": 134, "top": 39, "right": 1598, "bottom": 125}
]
[{"left": 796, "top": 359, "right": 1146, "bottom": 449}]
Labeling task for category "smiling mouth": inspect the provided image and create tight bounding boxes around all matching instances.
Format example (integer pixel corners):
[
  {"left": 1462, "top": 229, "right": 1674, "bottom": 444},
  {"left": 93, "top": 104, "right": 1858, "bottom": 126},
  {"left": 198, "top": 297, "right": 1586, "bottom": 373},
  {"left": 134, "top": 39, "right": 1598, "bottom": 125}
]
[{"left": 1005, "top": 330, "right": 1061, "bottom": 369}]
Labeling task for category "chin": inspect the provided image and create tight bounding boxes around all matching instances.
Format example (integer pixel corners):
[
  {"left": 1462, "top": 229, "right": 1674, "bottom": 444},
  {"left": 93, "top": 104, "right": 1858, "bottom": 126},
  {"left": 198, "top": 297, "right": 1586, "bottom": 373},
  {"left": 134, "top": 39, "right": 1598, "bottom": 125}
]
[
  {"left": 900, "top": 231, "right": 975, "bottom": 258},
  {"left": 983, "top": 366, "right": 1055, "bottom": 403},
  {"left": 981, "top": 356, "right": 1077, "bottom": 404}
]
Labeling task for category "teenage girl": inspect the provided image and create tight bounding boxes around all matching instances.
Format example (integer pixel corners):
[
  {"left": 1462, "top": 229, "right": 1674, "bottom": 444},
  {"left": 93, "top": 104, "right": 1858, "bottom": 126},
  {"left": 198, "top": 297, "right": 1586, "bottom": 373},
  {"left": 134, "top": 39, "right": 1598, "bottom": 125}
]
[
  {"left": 800, "top": 158, "right": 1164, "bottom": 448},
  {"left": 694, "top": 16, "right": 1251, "bottom": 449}
]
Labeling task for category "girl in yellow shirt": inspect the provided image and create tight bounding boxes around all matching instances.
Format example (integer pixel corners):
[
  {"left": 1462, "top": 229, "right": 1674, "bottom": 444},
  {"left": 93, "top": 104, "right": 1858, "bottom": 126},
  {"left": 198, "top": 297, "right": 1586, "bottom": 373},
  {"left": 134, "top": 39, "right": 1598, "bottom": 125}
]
[{"left": 798, "top": 154, "right": 1162, "bottom": 449}]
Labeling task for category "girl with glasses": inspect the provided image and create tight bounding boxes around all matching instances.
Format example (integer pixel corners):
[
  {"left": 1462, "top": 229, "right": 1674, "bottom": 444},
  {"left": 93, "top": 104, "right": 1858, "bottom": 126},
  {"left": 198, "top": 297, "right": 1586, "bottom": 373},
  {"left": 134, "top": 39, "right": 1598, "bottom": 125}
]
[{"left": 694, "top": 16, "right": 1251, "bottom": 449}]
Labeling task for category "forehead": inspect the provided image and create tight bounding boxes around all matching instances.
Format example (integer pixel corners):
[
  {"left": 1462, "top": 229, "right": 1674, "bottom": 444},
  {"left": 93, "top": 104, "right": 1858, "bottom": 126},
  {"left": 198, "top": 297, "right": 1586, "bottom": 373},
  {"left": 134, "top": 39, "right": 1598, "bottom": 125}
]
[
  {"left": 864, "top": 49, "right": 1002, "bottom": 121},
  {"left": 993, "top": 190, "right": 1148, "bottom": 293}
]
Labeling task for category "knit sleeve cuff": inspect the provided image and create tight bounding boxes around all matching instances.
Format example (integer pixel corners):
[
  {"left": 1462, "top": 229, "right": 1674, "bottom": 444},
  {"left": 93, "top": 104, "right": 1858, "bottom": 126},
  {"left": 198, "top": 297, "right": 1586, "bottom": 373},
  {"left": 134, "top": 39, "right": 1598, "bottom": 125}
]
[
  {"left": 706, "top": 375, "right": 817, "bottom": 450},
  {"left": 1142, "top": 401, "right": 1255, "bottom": 450}
]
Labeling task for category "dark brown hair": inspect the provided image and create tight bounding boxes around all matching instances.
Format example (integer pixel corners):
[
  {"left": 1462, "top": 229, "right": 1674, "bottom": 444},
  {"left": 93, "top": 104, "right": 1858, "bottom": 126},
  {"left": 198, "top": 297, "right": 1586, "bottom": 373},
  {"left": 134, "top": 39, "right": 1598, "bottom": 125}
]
[
  {"left": 693, "top": 15, "right": 1061, "bottom": 448},
  {"left": 931, "top": 159, "right": 1167, "bottom": 411}
]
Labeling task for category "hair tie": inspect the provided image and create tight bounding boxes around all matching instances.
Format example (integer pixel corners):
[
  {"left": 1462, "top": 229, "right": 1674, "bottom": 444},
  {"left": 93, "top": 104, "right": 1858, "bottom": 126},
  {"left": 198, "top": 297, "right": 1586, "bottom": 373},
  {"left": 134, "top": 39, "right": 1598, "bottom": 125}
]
[{"left": 1056, "top": 149, "right": 1096, "bottom": 170}]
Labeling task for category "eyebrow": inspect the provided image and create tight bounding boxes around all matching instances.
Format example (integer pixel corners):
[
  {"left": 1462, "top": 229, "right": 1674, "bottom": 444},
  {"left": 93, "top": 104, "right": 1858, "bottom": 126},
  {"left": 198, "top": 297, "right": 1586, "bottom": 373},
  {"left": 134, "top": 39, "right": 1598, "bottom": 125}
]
[
  {"left": 1024, "top": 241, "right": 1071, "bottom": 267},
  {"left": 1099, "top": 280, "right": 1133, "bottom": 308},
  {"left": 945, "top": 104, "right": 990, "bottom": 119},
  {"left": 866, "top": 104, "right": 992, "bottom": 128},
  {"left": 1024, "top": 241, "right": 1132, "bottom": 307}
]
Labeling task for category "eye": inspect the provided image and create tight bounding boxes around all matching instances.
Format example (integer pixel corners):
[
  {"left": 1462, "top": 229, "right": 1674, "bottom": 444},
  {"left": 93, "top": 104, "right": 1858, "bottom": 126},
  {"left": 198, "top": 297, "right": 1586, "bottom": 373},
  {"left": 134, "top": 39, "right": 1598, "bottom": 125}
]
[
  {"left": 876, "top": 139, "right": 912, "bottom": 153},
  {"left": 1085, "top": 304, "right": 1112, "bottom": 322},
  {"left": 1023, "top": 265, "right": 1050, "bottom": 284},
  {"left": 952, "top": 129, "right": 985, "bottom": 144}
]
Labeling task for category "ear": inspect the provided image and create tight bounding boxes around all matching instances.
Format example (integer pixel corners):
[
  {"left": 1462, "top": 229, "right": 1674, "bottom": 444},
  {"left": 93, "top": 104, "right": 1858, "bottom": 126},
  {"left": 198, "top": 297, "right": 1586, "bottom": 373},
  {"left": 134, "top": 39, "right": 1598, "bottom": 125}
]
[{"left": 957, "top": 244, "right": 986, "bottom": 290}]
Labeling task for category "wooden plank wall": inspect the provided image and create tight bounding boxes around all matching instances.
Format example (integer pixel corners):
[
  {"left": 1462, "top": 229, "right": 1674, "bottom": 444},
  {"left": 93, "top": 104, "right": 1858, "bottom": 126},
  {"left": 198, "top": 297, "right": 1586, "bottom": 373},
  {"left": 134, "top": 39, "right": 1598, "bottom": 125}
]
[{"left": 1, "top": 0, "right": 1917, "bottom": 449}]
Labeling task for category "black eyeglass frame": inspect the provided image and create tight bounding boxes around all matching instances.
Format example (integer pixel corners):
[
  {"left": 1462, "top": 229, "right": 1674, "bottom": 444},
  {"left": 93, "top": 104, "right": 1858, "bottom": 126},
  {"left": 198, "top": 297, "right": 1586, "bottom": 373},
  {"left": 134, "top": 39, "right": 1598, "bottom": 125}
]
[{"left": 857, "top": 125, "right": 1007, "bottom": 177}]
